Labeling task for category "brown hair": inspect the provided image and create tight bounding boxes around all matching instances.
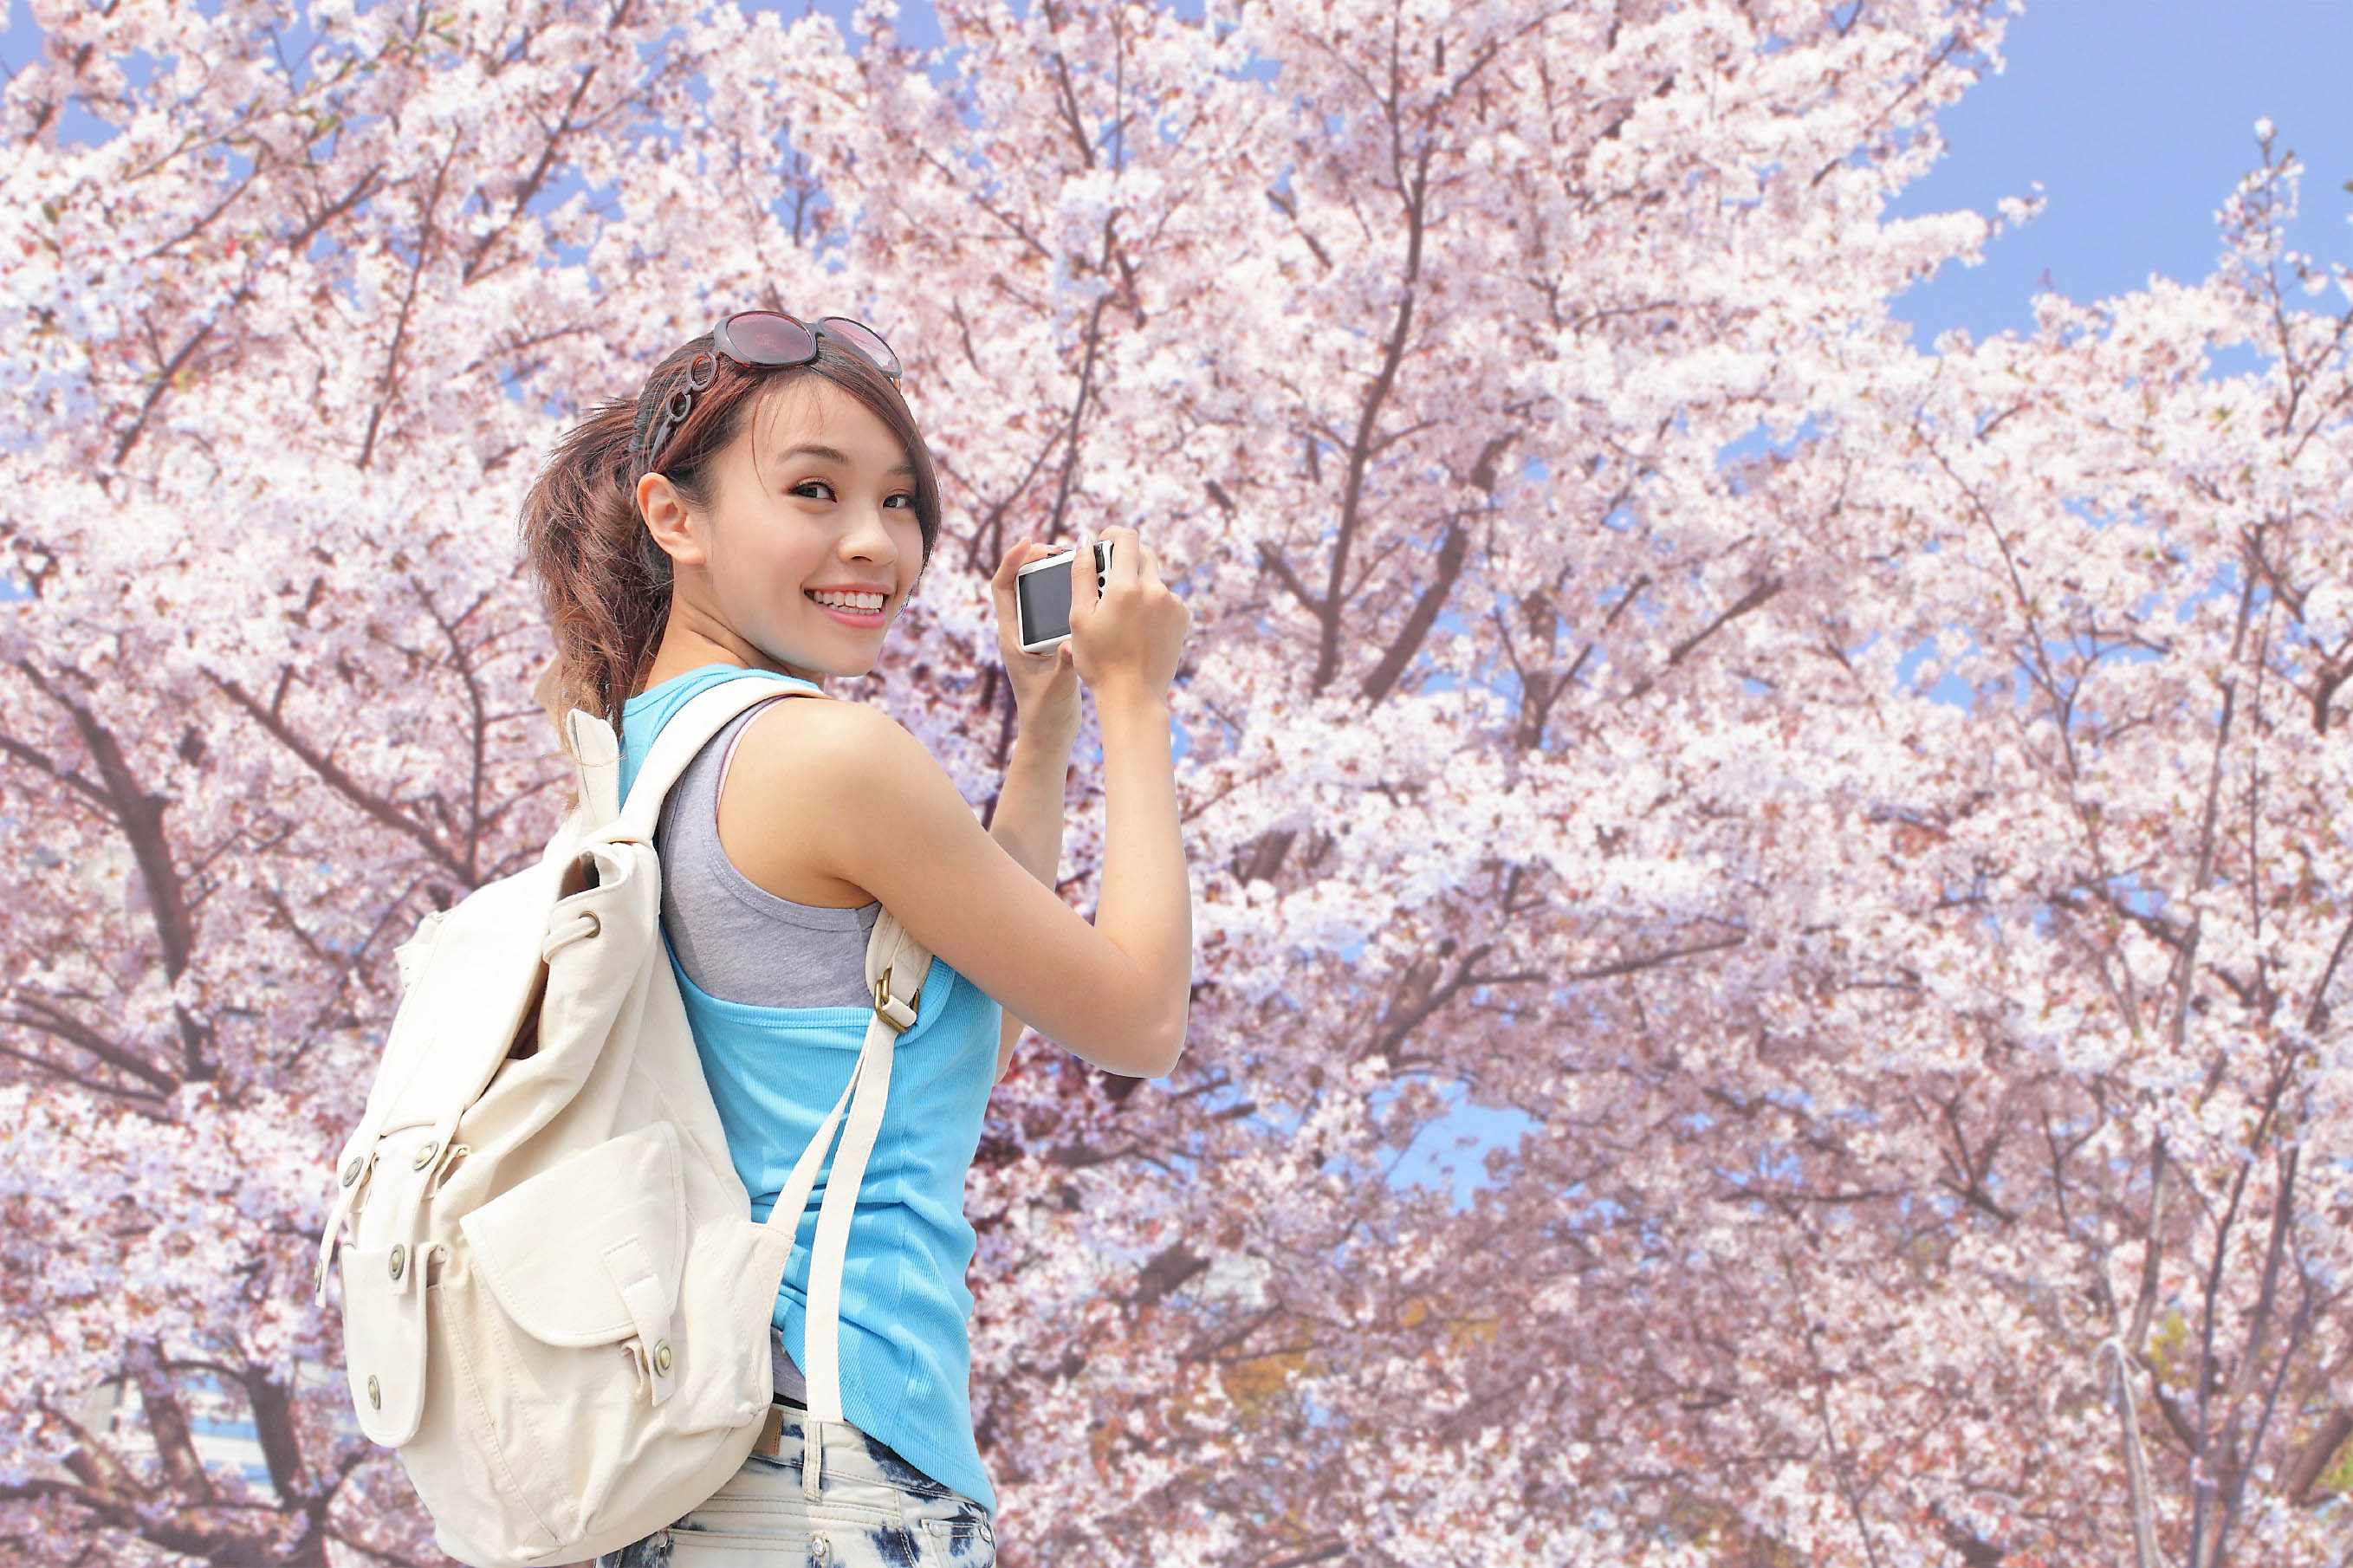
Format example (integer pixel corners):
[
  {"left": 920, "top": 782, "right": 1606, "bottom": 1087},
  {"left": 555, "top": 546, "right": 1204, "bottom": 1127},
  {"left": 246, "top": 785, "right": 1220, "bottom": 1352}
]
[{"left": 519, "top": 330, "right": 941, "bottom": 752}]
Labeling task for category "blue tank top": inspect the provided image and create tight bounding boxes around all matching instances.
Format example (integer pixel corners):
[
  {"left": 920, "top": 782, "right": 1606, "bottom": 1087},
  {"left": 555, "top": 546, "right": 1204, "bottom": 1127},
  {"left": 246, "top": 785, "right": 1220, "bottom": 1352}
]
[{"left": 619, "top": 664, "right": 1001, "bottom": 1512}]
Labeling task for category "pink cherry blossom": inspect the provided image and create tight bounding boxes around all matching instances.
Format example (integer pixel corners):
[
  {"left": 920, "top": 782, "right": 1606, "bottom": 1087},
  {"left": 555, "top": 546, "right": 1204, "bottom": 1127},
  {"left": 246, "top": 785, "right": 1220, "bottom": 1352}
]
[{"left": 2, "top": 0, "right": 2347, "bottom": 1563}]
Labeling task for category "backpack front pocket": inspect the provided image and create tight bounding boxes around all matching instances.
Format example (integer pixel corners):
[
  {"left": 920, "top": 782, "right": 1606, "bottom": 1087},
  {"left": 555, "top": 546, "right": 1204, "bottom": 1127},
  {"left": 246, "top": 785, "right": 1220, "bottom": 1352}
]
[
  {"left": 424, "top": 1121, "right": 698, "bottom": 1551},
  {"left": 461, "top": 1121, "right": 689, "bottom": 1371}
]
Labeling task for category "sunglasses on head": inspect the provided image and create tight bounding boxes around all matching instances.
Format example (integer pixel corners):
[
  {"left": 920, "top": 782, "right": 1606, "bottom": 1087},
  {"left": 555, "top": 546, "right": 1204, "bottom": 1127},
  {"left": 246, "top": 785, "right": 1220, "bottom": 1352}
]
[{"left": 640, "top": 311, "right": 903, "bottom": 476}]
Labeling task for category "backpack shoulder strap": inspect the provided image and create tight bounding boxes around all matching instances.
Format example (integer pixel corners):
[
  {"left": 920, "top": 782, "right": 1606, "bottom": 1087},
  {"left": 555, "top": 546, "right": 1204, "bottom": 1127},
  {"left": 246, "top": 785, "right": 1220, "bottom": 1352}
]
[
  {"left": 596, "top": 675, "right": 824, "bottom": 846},
  {"left": 786, "top": 908, "right": 935, "bottom": 1422}
]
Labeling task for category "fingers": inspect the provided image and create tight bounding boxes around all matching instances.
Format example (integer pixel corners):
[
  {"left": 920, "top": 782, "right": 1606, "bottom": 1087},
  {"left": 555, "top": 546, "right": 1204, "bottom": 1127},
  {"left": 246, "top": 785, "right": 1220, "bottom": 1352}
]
[
  {"left": 1073, "top": 527, "right": 1101, "bottom": 608},
  {"left": 1105, "top": 525, "right": 1141, "bottom": 580},
  {"left": 1083, "top": 526, "right": 1144, "bottom": 598},
  {"left": 1118, "top": 531, "right": 1162, "bottom": 593}
]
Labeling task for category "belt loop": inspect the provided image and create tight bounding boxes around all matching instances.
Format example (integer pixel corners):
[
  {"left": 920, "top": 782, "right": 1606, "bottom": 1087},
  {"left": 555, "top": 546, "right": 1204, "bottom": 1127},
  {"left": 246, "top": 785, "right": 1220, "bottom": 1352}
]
[{"left": 802, "top": 1418, "right": 825, "bottom": 1500}]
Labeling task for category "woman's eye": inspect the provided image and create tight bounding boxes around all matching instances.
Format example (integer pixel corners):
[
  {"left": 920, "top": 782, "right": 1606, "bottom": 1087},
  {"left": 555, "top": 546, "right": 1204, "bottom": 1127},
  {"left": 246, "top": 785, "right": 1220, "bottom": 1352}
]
[
  {"left": 884, "top": 492, "right": 914, "bottom": 510},
  {"left": 792, "top": 480, "right": 836, "bottom": 502}
]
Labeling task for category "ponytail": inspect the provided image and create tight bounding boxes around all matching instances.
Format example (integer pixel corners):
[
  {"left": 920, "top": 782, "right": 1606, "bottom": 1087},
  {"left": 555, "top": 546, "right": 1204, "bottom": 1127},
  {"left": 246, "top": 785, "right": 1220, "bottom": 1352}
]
[{"left": 518, "top": 395, "right": 673, "bottom": 753}]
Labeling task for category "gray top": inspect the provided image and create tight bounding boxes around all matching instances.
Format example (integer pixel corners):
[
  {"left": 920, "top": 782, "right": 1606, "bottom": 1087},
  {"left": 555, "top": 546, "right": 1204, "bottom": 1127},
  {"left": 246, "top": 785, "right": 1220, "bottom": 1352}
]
[
  {"left": 655, "top": 696, "right": 882, "bottom": 1009},
  {"left": 654, "top": 692, "right": 880, "bottom": 1406}
]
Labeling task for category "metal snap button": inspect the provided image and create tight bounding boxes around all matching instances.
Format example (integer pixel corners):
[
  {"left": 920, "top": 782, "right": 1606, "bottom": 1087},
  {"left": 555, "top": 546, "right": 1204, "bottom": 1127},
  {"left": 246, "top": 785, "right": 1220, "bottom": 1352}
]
[
  {"left": 388, "top": 1244, "right": 405, "bottom": 1280},
  {"left": 411, "top": 1139, "right": 439, "bottom": 1171},
  {"left": 810, "top": 1534, "right": 831, "bottom": 1565},
  {"left": 366, "top": 1375, "right": 380, "bottom": 1409},
  {"left": 653, "top": 1340, "right": 673, "bottom": 1377},
  {"left": 341, "top": 1157, "right": 362, "bottom": 1187}
]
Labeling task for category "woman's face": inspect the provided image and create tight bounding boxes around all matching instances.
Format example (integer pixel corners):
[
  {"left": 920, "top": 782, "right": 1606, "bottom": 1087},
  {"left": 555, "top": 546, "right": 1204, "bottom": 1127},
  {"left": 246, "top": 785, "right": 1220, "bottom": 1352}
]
[{"left": 645, "top": 376, "right": 926, "bottom": 686}]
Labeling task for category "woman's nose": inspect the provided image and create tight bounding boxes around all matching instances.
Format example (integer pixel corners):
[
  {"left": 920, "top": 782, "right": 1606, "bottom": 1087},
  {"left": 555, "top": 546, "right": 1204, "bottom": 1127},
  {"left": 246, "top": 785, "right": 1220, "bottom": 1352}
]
[{"left": 841, "top": 506, "right": 898, "bottom": 564}]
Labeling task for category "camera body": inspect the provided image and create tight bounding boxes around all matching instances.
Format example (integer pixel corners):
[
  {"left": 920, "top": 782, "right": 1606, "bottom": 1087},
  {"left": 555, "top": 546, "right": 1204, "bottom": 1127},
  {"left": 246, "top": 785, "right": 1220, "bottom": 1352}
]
[{"left": 1014, "top": 541, "right": 1114, "bottom": 654}]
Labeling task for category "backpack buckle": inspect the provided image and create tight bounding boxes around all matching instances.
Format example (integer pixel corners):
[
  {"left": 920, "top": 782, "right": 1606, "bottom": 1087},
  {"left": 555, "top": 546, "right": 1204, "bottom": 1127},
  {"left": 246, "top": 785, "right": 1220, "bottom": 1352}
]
[{"left": 872, "top": 969, "right": 919, "bottom": 1031}]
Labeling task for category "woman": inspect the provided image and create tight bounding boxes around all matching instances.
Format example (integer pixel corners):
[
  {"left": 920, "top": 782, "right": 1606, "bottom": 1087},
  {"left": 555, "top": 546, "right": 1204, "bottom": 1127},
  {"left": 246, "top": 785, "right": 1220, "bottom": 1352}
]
[{"left": 519, "top": 312, "right": 1194, "bottom": 1566}]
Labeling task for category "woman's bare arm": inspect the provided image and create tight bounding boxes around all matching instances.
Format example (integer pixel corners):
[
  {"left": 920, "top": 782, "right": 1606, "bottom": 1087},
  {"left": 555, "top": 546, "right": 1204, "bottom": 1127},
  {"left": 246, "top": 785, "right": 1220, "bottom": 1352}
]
[
  {"left": 979, "top": 533, "right": 1084, "bottom": 1081},
  {"left": 985, "top": 722, "right": 1078, "bottom": 1080},
  {"left": 726, "top": 697, "right": 1189, "bottom": 1077}
]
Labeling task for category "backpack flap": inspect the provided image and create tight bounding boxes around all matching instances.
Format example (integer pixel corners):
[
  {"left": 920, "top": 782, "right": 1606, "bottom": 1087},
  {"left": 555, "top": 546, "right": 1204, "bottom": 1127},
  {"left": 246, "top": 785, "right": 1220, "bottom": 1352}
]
[
  {"left": 458, "top": 1122, "right": 689, "bottom": 1403},
  {"left": 313, "top": 1107, "right": 447, "bottom": 1303},
  {"left": 365, "top": 863, "right": 569, "bottom": 1135}
]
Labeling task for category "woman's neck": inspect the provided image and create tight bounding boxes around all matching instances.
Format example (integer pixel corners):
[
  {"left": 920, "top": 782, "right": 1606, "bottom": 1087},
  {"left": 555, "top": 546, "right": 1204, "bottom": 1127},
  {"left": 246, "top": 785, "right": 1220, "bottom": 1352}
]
[{"left": 638, "top": 618, "right": 827, "bottom": 697}]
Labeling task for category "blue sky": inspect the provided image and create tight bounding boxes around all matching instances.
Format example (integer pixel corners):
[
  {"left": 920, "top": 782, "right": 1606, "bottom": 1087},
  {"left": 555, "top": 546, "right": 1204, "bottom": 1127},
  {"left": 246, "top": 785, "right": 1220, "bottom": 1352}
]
[{"left": 1885, "top": 0, "right": 2352, "bottom": 343}]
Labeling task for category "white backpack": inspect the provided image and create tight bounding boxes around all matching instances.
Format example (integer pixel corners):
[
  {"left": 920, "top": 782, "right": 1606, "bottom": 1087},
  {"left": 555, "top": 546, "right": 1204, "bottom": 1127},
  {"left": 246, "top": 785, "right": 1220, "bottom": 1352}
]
[{"left": 312, "top": 675, "right": 930, "bottom": 1567}]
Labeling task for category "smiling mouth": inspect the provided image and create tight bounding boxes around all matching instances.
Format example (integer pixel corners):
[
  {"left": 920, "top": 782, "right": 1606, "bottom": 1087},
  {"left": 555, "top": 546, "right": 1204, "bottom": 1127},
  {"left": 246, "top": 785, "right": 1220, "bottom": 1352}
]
[{"left": 806, "top": 592, "right": 888, "bottom": 622}]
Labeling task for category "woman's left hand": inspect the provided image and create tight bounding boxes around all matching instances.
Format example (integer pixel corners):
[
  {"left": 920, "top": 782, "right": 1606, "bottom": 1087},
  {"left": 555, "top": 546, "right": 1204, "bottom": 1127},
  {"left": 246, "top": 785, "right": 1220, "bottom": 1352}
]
[{"left": 990, "top": 531, "right": 1083, "bottom": 742}]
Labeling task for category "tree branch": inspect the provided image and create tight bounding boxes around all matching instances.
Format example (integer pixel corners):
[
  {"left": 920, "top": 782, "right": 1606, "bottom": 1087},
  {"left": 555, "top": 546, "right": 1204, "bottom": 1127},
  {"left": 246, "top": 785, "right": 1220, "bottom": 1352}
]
[
  {"left": 1359, "top": 520, "right": 1468, "bottom": 707},
  {"left": 204, "top": 669, "right": 466, "bottom": 880}
]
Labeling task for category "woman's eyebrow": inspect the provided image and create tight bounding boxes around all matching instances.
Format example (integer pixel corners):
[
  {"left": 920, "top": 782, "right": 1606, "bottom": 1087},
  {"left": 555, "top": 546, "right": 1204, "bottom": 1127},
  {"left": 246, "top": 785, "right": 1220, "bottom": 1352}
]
[{"left": 778, "top": 442, "right": 914, "bottom": 477}]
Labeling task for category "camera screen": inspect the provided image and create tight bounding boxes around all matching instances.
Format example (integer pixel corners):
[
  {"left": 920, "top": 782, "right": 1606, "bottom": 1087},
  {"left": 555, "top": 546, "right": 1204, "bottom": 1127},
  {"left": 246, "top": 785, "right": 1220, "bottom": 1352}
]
[{"left": 1017, "top": 561, "right": 1075, "bottom": 645}]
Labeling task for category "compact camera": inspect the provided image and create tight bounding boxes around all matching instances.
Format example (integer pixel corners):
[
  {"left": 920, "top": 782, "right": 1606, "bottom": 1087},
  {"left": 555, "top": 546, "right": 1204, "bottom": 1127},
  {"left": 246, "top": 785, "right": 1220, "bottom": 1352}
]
[{"left": 1014, "top": 541, "right": 1114, "bottom": 655}]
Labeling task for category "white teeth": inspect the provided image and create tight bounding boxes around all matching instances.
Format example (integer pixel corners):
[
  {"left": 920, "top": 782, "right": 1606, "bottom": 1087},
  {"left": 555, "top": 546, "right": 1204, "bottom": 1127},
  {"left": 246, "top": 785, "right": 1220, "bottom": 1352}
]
[{"left": 810, "top": 591, "right": 885, "bottom": 612}]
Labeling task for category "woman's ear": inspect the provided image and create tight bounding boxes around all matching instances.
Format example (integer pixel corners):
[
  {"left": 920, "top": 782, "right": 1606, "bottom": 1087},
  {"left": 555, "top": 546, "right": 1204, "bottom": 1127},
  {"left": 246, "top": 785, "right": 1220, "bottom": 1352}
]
[{"left": 637, "top": 471, "right": 706, "bottom": 567}]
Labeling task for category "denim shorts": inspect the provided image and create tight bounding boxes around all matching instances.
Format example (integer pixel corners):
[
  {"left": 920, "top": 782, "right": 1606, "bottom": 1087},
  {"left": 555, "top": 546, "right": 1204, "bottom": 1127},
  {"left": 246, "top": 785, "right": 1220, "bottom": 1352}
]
[{"left": 595, "top": 1404, "right": 996, "bottom": 1567}]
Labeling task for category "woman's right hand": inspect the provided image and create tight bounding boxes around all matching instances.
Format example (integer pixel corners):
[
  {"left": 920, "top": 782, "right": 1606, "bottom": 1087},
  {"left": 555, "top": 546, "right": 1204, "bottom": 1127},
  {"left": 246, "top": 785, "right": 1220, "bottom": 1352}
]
[{"left": 1067, "top": 525, "right": 1190, "bottom": 704}]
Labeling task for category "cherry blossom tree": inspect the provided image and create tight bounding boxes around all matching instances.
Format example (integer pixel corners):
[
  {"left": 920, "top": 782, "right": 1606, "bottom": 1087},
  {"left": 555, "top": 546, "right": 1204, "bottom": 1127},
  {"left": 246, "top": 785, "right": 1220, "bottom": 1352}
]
[{"left": 2, "top": 0, "right": 2346, "bottom": 1563}]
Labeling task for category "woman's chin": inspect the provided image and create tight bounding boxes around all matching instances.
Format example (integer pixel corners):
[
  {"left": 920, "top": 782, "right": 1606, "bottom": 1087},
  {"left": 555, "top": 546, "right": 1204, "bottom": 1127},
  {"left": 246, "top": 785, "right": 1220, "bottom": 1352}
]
[{"left": 766, "top": 650, "right": 876, "bottom": 686}]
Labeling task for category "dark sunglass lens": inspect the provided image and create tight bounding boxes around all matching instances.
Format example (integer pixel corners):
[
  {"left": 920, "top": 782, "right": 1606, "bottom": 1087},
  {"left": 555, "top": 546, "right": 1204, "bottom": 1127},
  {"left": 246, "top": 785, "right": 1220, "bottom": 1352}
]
[
  {"left": 821, "top": 318, "right": 901, "bottom": 380},
  {"left": 723, "top": 312, "right": 817, "bottom": 366}
]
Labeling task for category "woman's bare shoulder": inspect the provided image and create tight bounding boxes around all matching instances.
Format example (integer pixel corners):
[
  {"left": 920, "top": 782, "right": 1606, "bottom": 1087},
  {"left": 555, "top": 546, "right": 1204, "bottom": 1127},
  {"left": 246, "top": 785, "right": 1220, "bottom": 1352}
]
[
  {"left": 726, "top": 692, "right": 930, "bottom": 793},
  {"left": 716, "top": 695, "right": 923, "bottom": 906}
]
